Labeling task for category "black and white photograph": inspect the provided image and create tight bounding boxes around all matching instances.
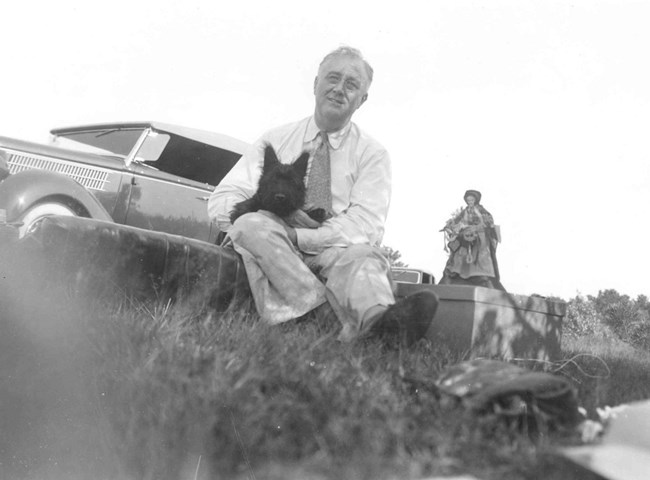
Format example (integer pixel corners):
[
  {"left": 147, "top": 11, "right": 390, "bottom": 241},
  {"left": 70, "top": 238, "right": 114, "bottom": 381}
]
[{"left": 1, "top": 1, "right": 649, "bottom": 479}]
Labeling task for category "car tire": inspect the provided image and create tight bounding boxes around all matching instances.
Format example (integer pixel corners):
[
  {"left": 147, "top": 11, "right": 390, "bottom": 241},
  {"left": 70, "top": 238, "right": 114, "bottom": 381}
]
[{"left": 18, "top": 202, "right": 77, "bottom": 238}]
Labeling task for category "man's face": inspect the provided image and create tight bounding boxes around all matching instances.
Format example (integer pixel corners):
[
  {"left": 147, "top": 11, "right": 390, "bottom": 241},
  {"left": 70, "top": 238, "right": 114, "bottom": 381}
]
[
  {"left": 313, "top": 55, "right": 369, "bottom": 131},
  {"left": 465, "top": 196, "right": 476, "bottom": 207}
]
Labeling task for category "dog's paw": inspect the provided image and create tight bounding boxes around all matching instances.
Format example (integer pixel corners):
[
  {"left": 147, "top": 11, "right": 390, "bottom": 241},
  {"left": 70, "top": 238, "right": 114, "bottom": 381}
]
[
  {"left": 306, "top": 208, "right": 330, "bottom": 223},
  {"left": 230, "top": 198, "right": 259, "bottom": 224}
]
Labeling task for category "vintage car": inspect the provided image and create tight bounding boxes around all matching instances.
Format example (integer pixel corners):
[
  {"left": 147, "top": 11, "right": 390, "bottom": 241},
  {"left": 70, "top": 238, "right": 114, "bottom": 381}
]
[
  {"left": 0, "top": 122, "right": 252, "bottom": 309},
  {"left": 391, "top": 267, "right": 435, "bottom": 285},
  {"left": 0, "top": 121, "right": 248, "bottom": 240}
]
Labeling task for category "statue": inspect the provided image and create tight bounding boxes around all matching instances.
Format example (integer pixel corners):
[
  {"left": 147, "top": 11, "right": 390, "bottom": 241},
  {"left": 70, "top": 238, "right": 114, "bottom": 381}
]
[{"left": 439, "top": 190, "right": 505, "bottom": 290}]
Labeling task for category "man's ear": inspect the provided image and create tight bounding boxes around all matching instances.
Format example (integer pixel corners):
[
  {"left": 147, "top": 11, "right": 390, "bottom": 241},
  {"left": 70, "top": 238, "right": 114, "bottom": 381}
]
[
  {"left": 313, "top": 76, "right": 318, "bottom": 94},
  {"left": 360, "top": 93, "right": 368, "bottom": 106}
]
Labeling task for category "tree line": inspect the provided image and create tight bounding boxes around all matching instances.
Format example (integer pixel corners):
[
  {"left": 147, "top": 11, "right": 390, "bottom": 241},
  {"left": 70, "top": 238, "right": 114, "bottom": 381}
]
[{"left": 560, "top": 289, "right": 650, "bottom": 350}]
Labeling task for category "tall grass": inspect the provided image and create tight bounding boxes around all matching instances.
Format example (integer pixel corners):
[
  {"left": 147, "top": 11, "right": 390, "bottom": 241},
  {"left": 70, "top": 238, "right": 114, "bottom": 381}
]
[
  {"left": 86, "top": 297, "right": 459, "bottom": 480},
  {"left": 2, "top": 264, "right": 650, "bottom": 479},
  {"left": 560, "top": 334, "right": 650, "bottom": 412}
]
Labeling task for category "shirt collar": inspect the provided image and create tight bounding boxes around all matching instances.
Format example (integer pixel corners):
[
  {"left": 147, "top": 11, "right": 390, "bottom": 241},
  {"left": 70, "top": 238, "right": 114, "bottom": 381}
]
[{"left": 305, "top": 116, "right": 351, "bottom": 150}]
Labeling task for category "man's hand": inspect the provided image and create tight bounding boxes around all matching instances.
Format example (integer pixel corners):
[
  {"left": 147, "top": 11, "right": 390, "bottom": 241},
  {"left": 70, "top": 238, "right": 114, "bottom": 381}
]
[
  {"left": 255, "top": 209, "right": 300, "bottom": 245},
  {"left": 285, "top": 210, "right": 322, "bottom": 229},
  {"left": 284, "top": 225, "right": 298, "bottom": 245}
]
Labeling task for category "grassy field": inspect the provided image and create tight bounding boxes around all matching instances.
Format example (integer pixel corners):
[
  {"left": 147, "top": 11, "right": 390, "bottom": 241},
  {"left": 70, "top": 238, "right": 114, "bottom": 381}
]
[{"left": 2, "top": 268, "right": 650, "bottom": 480}]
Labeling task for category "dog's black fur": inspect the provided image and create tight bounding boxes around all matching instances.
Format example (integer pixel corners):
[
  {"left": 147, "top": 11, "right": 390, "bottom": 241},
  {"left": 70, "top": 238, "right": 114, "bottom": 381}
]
[{"left": 230, "top": 144, "right": 328, "bottom": 224}]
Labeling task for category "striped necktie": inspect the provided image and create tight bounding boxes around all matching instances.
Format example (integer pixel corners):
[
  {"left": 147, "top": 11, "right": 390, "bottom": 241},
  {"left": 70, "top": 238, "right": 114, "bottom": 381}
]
[{"left": 305, "top": 132, "right": 332, "bottom": 215}]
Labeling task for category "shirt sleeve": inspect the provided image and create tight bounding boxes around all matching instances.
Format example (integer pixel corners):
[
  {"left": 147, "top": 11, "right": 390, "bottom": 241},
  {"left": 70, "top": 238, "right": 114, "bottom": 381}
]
[
  {"left": 207, "top": 140, "right": 266, "bottom": 232},
  {"left": 296, "top": 147, "right": 391, "bottom": 254}
]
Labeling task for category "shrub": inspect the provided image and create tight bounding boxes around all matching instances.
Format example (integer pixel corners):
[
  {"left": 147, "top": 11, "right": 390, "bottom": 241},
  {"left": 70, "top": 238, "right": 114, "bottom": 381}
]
[
  {"left": 591, "top": 290, "right": 650, "bottom": 350},
  {"left": 564, "top": 295, "right": 609, "bottom": 339},
  {"left": 564, "top": 291, "right": 650, "bottom": 351}
]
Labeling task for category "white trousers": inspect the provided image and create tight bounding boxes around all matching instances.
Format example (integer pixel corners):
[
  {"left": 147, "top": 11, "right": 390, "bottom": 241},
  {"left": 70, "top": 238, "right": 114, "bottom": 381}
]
[{"left": 228, "top": 212, "right": 396, "bottom": 341}]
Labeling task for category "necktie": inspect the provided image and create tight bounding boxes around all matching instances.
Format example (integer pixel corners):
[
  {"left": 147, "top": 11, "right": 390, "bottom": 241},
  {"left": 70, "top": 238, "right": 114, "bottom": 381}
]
[{"left": 305, "top": 132, "right": 332, "bottom": 215}]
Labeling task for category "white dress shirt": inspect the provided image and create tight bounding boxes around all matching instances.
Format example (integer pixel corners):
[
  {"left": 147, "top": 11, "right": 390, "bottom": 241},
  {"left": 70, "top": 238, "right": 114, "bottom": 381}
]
[{"left": 208, "top": 116, "right": 391, "bottom": 254}]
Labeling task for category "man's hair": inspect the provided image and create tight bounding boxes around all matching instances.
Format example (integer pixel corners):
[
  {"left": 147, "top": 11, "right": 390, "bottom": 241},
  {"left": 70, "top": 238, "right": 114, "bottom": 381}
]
[{"left": 318, "top": 46, "right": 374, "bottom": 88}]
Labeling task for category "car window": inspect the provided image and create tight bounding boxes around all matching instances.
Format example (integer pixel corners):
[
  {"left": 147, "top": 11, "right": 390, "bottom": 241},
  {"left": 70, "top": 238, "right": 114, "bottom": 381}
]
[
  {"left": 142, "top": 133, "right": 242, "bottom": 187},
  {"left": 392, "top": 269, "right": 422, "bottom": 284},
  {"left": 134, "top": 131, "right": 171, "bottom": 163},
  {"left": 50, "top": 136, "right": 125, "bottom": 158}
]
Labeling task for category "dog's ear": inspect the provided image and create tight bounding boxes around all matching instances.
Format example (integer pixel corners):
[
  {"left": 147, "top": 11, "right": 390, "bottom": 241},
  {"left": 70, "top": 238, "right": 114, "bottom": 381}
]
[
  {"left": 262, "top": 144, "right": 280, "bottom": 173},
  {"left": 293, "top": 151, "right": 310, "bottom": 179}
]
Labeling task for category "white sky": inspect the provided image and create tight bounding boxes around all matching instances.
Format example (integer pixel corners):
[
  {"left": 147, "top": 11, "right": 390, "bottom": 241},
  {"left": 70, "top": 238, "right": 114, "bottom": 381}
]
[{"left": 2, "top": 0, "right": 649, "bottom": 300}]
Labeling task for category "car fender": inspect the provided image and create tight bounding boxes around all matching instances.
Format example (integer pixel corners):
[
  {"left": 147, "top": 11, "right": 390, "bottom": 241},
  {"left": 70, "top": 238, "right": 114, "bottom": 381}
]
[
  {"left": 0, "top": 169, "right": 113, "bottom": 222},
  {"left": 15, "top": 215, "right": 249, "bottom": 312}
]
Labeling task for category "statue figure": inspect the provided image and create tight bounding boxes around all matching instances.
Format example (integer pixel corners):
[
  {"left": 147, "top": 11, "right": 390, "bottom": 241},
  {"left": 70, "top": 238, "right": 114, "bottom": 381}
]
[{"left": 439, "top": 190, "right": 505, "bottom": 290}]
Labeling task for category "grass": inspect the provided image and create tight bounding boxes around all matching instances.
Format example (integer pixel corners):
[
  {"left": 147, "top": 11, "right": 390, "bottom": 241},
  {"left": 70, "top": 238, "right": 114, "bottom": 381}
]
[
  {"left": 560, "top": 334, "right": 650, "bottom": 412},
  {"left": 2, "top": 264, "right": 650, "bottom": 480}
]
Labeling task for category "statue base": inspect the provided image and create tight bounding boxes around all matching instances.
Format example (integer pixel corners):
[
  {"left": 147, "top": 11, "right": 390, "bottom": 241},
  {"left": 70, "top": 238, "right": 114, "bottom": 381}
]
[{"left": 397, "top": 284, "right": 565, "bottom": 361}]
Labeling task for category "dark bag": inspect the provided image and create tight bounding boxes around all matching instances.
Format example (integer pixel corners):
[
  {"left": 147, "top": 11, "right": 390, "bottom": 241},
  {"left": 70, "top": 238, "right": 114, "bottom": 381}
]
[{"left": 434, "top": 359, "right": 582, "bottom": 433}]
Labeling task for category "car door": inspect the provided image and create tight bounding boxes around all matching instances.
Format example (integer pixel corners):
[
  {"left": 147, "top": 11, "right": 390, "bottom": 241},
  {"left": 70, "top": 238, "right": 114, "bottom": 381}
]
[
  {"left": 122, "top": 164, "right": 214, "bottom": 242},
  {"left": 118, "top": 131, "right": 217, "bottom": 242}
]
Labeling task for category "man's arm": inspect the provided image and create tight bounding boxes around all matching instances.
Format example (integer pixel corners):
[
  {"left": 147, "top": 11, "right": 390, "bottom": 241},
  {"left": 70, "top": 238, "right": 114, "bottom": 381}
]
[
  {"left": 295, "top": 148, "right": 391, "bottom": 254},
  {"left": 207, "top": 141, "right": 265, "bottom": 232}
]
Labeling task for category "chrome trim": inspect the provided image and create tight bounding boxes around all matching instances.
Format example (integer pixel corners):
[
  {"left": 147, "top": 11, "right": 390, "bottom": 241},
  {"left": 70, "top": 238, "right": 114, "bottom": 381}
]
[
  {"left": 129, "top": 170, "right": 213, "bottom": 193},
  {"left": 125, "top": 127, "right": 152, "bottom": 167},
  {"left": 5, "top": 149, "right": 111, "bottom": 191}
]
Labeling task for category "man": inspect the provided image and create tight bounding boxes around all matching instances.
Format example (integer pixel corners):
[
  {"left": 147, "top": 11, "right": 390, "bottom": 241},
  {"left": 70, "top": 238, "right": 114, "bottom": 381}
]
[{"left": 208, "top": 46, "right": 438, "bottom": 343}]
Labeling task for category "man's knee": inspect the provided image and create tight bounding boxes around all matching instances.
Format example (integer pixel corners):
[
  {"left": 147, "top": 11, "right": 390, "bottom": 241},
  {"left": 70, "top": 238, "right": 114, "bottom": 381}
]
[
  {"left": 230, "top": 212, "right": 283, "bottom": 242},
  {"left": 339, "top": 244, "right": 389, "bottom": 267}
]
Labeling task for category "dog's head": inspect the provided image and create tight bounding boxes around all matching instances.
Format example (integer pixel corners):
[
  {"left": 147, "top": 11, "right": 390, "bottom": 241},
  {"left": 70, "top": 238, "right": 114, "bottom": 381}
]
[{"left": 256, "top": 144, "right": 310, "bottom": 217}]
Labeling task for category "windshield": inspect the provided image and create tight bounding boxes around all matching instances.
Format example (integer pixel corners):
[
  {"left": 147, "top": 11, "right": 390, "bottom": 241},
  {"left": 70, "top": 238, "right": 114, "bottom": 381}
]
[
  {"left": 134, "top": 131, "right": 171, "bottom": 163},
  {"left": 51, "top": 128, "right": 147, "bottom": 157}
]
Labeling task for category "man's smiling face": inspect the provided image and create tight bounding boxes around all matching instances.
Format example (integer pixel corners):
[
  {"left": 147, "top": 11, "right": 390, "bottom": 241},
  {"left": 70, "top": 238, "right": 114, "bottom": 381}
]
[{"left": 313, "top": 54, "right": 369, "bottom": 132}]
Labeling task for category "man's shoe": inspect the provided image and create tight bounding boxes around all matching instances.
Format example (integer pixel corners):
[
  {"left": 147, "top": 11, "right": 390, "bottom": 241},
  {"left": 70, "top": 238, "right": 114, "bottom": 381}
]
[{"left": 372, "top": 290, "right": 439, "bottom": 346}]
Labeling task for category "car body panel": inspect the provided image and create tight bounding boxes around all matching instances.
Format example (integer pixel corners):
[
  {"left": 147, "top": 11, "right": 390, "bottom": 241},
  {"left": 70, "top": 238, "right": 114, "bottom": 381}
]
[
  {"left": 0, "top": 169, "right": 113, "bottom": 222},
  {"left": 122, "top": 169, "right": 216, "bottom": 242},
  {"left": 2, "top": 215, "right": 249, "bottom": 312},
  {"left": 0, "top": 135, "right": 127, "bottom": 171}
]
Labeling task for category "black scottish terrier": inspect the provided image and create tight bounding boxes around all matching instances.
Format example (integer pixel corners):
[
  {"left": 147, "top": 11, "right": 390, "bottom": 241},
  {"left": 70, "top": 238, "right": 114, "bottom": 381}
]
[{"left": 230, "top": 144, "right": 328, "bottom": 224}]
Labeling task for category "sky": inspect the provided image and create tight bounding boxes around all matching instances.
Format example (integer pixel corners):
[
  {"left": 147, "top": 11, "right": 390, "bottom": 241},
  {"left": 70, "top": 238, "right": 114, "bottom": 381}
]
[{"left": 2, "top": 0, "right": 649, "bottom": 300}]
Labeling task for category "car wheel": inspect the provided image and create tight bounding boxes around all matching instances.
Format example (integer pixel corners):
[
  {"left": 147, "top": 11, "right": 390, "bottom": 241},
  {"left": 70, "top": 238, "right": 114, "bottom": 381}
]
[{"left": 18, "top": 202, "right": 77, "bottom": 238}]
